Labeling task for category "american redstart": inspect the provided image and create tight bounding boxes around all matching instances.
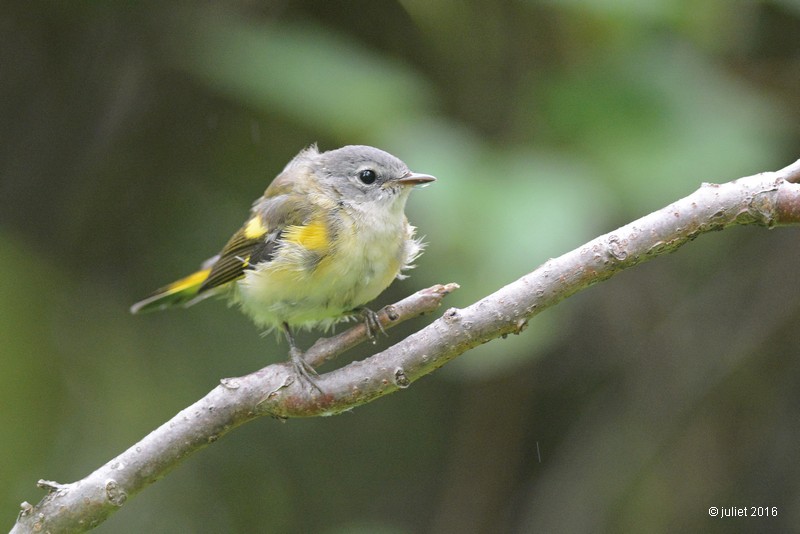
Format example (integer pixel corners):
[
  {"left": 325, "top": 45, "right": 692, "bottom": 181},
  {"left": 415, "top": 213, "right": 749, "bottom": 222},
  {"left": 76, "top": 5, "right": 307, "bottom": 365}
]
[{"left": 131, "top": 144, "right": 435, "bottom": 386}]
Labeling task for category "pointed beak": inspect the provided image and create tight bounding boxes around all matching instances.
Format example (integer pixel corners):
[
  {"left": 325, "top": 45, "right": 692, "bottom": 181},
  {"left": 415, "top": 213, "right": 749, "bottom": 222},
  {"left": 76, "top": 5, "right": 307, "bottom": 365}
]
[{"left": 395, "top": 171, "right": 436, "bottom": 186}]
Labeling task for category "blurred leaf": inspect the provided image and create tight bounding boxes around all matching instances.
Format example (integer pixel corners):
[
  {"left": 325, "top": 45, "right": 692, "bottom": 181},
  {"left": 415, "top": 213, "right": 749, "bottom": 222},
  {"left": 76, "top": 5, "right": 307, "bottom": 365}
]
[
  {"left": 170, "top": 11, "right": 434, "bottom": 140},
  {"left": 540, "top": 41, "right": 789, "bottom": 210}
]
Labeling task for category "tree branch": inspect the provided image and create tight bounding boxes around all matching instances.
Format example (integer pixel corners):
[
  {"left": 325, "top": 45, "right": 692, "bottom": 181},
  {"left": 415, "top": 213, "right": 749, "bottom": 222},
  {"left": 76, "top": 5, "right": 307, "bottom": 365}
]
[{"left": 11, "top": 159, "right": 800, "bottom": 533}]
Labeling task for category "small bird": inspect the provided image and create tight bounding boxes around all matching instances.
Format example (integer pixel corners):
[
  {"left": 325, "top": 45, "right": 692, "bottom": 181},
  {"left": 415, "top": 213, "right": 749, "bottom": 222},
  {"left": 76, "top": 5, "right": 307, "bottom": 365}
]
[{"left": 131, "top": 145, "right": 435, "bottom": 386}]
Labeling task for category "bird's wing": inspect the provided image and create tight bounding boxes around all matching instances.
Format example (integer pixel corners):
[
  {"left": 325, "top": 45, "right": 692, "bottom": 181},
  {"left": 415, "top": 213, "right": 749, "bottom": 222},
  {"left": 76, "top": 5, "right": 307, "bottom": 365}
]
[{"left": 199, "top": 191, "right": 318, "bottom": 292}]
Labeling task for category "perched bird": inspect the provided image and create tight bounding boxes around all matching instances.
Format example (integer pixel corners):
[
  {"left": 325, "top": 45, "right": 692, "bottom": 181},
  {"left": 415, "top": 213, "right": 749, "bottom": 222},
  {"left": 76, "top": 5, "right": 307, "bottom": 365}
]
[{"left": 131, "top": 144, "right": 435, "bottom": 386}]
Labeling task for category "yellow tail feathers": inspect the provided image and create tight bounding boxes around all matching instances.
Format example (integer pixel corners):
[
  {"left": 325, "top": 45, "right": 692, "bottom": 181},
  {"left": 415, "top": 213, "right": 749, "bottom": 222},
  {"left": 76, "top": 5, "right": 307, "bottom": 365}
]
[{"left": 130, "top": 268, "right": 212, "bottom": 314}]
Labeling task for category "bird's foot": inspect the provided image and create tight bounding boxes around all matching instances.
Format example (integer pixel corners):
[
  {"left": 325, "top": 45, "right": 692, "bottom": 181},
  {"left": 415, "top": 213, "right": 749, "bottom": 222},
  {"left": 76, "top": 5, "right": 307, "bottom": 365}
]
[
  {"left": 289, "top": 345, "right": 323, "bottom": 393},
  {"left": 359, "top": 307, "right": 386, "bottom": 344}
]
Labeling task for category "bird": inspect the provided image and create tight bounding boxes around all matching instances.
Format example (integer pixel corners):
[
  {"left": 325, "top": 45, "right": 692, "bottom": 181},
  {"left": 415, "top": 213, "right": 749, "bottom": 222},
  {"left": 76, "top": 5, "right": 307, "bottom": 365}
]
[{"left": 131, "top": 144, "right": 435, "bottom": 387}]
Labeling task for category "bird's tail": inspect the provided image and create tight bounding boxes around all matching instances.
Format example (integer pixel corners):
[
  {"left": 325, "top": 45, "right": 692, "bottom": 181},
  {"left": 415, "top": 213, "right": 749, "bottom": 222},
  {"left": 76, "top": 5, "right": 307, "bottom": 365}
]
[{"left": 130, "top": 268, "right": 212, "bottom": 314}]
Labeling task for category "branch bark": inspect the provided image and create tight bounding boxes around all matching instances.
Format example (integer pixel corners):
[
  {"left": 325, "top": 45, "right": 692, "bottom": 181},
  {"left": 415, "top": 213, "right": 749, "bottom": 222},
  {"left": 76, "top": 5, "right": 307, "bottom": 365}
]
[{"left": 11, "top": 159, "right": 800, "bottom": 533}]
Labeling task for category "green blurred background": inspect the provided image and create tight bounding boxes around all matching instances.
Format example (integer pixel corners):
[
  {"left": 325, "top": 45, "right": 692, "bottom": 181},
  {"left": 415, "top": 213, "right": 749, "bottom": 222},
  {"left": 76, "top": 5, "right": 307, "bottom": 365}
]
[{"left": 3, "top": 1, "right": 800, "bottom": 532}]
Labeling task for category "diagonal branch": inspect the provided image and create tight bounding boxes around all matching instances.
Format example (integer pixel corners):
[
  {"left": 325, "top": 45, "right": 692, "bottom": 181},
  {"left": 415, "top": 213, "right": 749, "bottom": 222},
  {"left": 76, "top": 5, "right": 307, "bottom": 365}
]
[{"left": 11, "top": 159, "right": 800, "bottom": 533}]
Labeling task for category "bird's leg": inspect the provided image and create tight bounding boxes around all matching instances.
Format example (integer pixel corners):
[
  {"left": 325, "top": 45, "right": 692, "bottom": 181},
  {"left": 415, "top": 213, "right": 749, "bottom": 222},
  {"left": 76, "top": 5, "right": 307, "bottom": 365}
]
[
  {"left": 357, "top": 307, "right": 386, "bottom": 343},
  {"left": 282, "top": 322, "right": 323, "bottom": 393}
]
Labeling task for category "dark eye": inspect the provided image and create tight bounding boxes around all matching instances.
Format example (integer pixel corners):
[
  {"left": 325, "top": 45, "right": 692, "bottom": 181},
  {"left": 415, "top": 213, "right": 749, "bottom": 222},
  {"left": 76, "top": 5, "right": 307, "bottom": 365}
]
[{"left": 358, "top": 169, "right": 377, "bottom": 184}]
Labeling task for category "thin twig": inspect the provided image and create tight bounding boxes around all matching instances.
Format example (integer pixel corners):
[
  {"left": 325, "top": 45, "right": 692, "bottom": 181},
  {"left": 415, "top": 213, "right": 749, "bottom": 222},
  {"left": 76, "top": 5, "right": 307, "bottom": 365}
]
[{"left": 304, "top": 283, "right": 460, "bottom": 368}]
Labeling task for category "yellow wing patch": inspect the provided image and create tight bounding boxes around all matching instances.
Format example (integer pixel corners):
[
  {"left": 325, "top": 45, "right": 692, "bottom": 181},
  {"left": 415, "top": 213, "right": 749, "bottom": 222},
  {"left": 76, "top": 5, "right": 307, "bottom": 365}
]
[
  {"left": 283, "top": 220, "right": 330, "bottom": 251},
  {"left": 244, "top": 216, "right": 267, "bottom": 239},
  {"left": 130, "top": 268, "right": 211, "bottom": 314},
  {"left": 166, "top": 268, "right": 212, "bottom": 293}
]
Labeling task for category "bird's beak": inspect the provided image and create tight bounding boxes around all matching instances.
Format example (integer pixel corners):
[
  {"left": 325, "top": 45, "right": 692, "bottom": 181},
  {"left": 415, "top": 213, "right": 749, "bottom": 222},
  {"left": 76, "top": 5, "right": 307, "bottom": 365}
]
[{"left": 396, "top": 171, "right": 436, "bottom": 186}]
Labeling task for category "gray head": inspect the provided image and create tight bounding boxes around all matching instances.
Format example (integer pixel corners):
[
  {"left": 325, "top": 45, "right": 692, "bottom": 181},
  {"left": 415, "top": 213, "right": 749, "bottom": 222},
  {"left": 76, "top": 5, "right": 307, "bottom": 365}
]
[{"left": 304, "top": 145, "right": 435, "bottom": 208}]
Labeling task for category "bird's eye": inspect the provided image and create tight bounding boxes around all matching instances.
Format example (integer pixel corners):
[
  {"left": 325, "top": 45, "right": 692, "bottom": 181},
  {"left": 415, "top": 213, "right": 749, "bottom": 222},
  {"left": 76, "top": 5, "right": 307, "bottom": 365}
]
[{"left": 358, "top": 169, "right": 377, "bottom": 184}]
